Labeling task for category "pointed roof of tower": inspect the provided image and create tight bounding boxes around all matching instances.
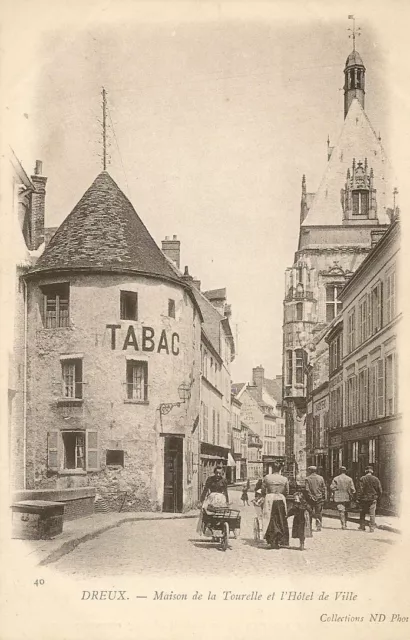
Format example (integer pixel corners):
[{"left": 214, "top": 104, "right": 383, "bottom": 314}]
[
  {"left": 301, "top": 99, "right": 391, "bottom": 227},
  {"left": 345, "top": 50, "right": 365, "bottom": 67},
  {"left": 31, "top": 171, "right": 182, "bottom": 281}
]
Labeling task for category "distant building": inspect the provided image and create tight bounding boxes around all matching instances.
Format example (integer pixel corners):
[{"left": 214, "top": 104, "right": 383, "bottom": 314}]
[
  {"left": 247, "top": 428, "right": 263, "bottom": 480},
  {"left": 282, "top": 40, "right": 396, "bottom": 482}
]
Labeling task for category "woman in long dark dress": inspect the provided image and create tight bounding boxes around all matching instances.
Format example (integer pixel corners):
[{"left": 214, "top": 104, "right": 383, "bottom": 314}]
[{"left": 261, "top": 462, "right": 289, "bottom": 549}]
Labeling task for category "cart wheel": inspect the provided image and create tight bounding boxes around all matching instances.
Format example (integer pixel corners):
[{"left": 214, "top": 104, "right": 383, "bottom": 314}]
[
  {"left": 221, "top": 522, "right": 229, "bottom": 551},
  {"left": 254, "top": 518, "right": 261, "bottom": 541}
]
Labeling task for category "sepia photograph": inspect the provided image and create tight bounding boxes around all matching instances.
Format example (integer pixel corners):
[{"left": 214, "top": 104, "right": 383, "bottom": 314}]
[{"left": 0, "top": 1, "right": 409, "bottom": 638}]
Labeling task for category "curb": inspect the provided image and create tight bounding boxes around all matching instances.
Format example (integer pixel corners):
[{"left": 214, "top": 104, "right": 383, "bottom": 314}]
[
  {"left": 323, "top": 511, "right": 401, "bottom": 535},
  {"left": 38, "top": 512, "right": 199, "bottom": 567}
]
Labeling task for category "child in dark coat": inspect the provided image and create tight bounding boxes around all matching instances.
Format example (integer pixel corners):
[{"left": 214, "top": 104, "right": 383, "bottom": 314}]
[
  {"left": 287, "top": 489, "right": 313, "bottom": 550},
  {"left": 241, "top": 484, "right": 249, "bottom": 506}
]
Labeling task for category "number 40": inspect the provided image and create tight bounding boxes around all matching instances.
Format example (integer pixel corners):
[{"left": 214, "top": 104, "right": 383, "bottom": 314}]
[{"left": 34, "top": 579, "right": 45, "bottom": 586}]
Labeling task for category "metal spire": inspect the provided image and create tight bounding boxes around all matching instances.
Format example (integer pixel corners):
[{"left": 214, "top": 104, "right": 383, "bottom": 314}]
[{"left": 348, "top": 15, "right": 361, "bottom": 51}]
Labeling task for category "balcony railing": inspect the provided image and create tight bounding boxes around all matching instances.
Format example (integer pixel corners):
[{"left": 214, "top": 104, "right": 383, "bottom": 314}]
[{"left": 285, "top": 289, "right": 314, "bottom": 302}]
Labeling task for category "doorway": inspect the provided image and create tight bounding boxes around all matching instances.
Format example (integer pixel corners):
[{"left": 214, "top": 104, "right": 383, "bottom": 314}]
[{"left": 163, "top": 436, "right": 183, "bottom": 513}]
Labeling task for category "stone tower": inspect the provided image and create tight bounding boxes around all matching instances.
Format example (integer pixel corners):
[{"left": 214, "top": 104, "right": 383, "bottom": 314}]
[{"left": 282, "top": 42, "right": 394, "bottom": 483}]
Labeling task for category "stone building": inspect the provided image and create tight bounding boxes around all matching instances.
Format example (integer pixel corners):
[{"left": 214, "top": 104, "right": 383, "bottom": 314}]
[
  {"left": 190, "top": 285, "right": 235, "bottom": 495},
  {"left": 282, "top": 42, "right": 395, "bottom": 482},
  {"left": 23, "top": 171, "right": 203, "bottom": 512},
  {"left": 337, "top": 219, "right": 401, "bottom": 514}
]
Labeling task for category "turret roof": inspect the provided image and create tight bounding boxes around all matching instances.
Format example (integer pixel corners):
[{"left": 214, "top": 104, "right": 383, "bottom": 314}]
[
  {"left": 32, "top": 171, "right": 182, "bottom": 281},
  {"left": 345, "top": 50, "right": 365, "bottom": 67}
]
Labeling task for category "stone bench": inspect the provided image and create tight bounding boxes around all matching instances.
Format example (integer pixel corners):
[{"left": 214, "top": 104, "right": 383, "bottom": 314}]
[
  {"left": 12, "top": 487, "right": 96, "bottom": 520},
  {"left": 12, "top": 501, "right": 65, "bottom": 540}
]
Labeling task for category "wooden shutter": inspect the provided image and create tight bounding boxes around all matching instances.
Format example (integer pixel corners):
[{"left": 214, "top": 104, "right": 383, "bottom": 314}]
[
  {"left": 86, "top": 430, "right": 99, "bottom": 471},
  {"left": 47, "top": 430, "right": 60, "bottom": 471},
  {"left": 377, "top": 359, "right": 384, "bottom": 418}
]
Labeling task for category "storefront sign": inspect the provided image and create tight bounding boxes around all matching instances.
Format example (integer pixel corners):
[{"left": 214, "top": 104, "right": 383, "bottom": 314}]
[{"left": 106, "top": 324, "right": 179, "bottom": 355}]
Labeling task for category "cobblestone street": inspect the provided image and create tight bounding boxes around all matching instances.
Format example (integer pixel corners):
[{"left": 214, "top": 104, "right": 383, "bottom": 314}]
[{"left": 54, "top": 490, "right": 398, "bottom": 578}]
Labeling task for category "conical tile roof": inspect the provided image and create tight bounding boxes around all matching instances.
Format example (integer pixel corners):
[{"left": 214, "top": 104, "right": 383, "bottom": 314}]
[{"left": 32, "top": 171, "right": 181, "bottom": 281}]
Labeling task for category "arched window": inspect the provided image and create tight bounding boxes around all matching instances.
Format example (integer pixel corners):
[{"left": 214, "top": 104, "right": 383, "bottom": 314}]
[
  {"left": 295, "top": 349, "right": 305, "bottom": 385},
  {"left": 286, "top": 350, "right": 293, "bottom": 386},
  {"left": 296, "top": 302, "right": 303, "bottom": 321}
]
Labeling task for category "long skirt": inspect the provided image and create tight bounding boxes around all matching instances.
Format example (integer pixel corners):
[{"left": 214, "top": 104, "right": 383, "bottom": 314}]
[
  {"left": 264, "top": 498, "right": 289, "bottom": 548},
  {"left": 291, "top": 510, "right": 313, "bottom": 542}
]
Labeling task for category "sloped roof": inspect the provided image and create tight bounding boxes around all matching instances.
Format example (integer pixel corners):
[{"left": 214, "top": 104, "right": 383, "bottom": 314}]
[
  {"left": 302, "top": 99, "right": 392, "bottom": 227},
  {"left": 231, "top": 382, "right": 246, "bottom": 397},
  {"left": 264, "top": 376, "right": 283, "bottom": 405},
  {"left": 32, "top": 171, "right": 182, "bottom": 281},
  {"left": 190, "top": 286, "right": 224, "bottom": 355}
]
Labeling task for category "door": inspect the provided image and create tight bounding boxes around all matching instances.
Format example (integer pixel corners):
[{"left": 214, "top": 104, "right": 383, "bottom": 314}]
[{"left": 163, "top": 437, "right": 183, "bottom": 513}]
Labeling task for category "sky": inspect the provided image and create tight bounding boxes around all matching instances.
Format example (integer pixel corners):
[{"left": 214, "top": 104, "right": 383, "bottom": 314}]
[{"left": 2, "top": 1, "right": 408, "bottom": 383}]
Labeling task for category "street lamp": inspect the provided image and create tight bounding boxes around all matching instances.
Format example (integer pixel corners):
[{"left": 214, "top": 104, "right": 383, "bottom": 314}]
[{"left": 159, "top": 382, "right": 192, "bottom": 415}]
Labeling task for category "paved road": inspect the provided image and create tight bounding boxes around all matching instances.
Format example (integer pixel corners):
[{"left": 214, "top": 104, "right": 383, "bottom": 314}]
[{"left": 54, "top": 490, "right": 398, "bottom": 578}]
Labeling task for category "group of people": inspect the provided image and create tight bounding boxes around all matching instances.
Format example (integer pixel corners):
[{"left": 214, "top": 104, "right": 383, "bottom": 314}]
[{"left": 198, "top": 462, "right": 382, "bottom": 550}]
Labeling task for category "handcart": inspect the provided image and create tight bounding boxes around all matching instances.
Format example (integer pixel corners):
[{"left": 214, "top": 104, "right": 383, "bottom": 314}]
[
  {"left": 202, "top": 506, "right": 241, "bottom": 551},
  {"left": 252, "top": 498, "right": 264, "bottom": 541}
]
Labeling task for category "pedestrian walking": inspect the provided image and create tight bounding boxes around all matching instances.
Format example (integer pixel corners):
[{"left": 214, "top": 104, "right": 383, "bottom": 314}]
[
  {"left": 357, "top": 466, "right": 382, "bottom": 533},
  {"left": 241, "top": 483, "right": 249, "bottom": 506},
  {"left": 246, "top": 478, "right": 251, "bottom": 491},
  {"left": 305, "top": 466, "right": 326, "bottom": 531},
  {"left": 254, "top": 478, "right": 263, "bottom": 497},
  {"left": 330, "top": 466, "right": 355, "bottom": 529},
  {"left": 261, "top": 461, "right": 290, "bottom": 549},
  {"left": 287, "top": 488, "right": 313, "bottom": 551}
]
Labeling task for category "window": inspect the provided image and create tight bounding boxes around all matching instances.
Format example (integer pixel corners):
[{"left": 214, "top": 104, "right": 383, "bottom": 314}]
[
  {"left": 345, "top": 375, "right": 357, "bottom": 426},
  {"left": 369, "top": 359, "right": 384, "bottom": 419},
  {"left": 352, "top": 190, "right": 369, "bottom": 216},
  {"left": 358, "top": 368, "right": 368, "bottom": 424},
  {"left": 385, "top": 270, "right": 396, "bottom": 324},
  {"left": 61, "top": 359, "right": 83, "bottom": 399},
  {"left": 296, "top": 302, "right": 303, "bottom": 321},
  {"left": 42, "top": 283, "right": 69, "bottom": 328},
  {"left": 47, "top": 430, "right": 98, "bottom": 473},
  {"left": 212, "top": 409, "right": 216, "bottom": 444},
  {"left": 326, "top": 285, "right": 342, "bottom": 322},
  {"left": 202, "top": 403, "right": 208, "bottom": 442},
  {"left": 106, "top": 450, "right": 124, "bottom": 466},
  {"left": 126, "top": 360, "right": 148, "bottom": 401},
  {"left": 347, "top": 309, "right": 356, "bottom": 353},
  {"left": 359, "top": 296, "right": 368, "bottom": 344},
  {"left": 385, "top": 353, "right": 397, "bottom": 416},
  {"left": 120, "top": 291, "right": 138, "bottom": 320},
  {"left": 369, "top": 438, "right": 376, "bottom": 464},
  {"left": 295, "top": 349, "right": 305, "bottom": 385},
  {"left": 370, "top": 282, "right": 383, "bottom": 334},
  {"left": 217, "top": 412, "right": 220, "bottom": 444},
  {"left": 286, "top": 350, "right": 293, "bottom": 386},
  {"left": 352, "top": 441, "right": 359, "bottom": 463},
  {"left": 168, "top": 299, "right": 175, "bottom": 318},
  {"left": 329, "top": 334, "right": 342, "bottom": 373}
]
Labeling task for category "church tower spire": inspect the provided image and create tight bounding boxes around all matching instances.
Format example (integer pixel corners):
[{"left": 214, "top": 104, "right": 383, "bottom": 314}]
[{"left": 344, "top": 17, "right": 365, "bottom": 118}]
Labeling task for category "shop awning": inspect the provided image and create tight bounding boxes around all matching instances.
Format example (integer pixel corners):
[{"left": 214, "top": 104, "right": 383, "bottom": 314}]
[
  {"left": 200, "top": 454, "right": 225, "bottom": 461},
  {"left": 227, "top": 453, "right": 236, "bottom": 467}
]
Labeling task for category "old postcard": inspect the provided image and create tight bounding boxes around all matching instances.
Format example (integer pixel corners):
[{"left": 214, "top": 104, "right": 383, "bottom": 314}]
[{"left": 0, "top": 1, "right": 409, "bottom": 639}]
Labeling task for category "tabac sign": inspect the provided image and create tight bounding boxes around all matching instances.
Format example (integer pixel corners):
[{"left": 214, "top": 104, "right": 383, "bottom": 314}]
[{"left": 106, "top": 324, "right": 180, "bottom": 355}]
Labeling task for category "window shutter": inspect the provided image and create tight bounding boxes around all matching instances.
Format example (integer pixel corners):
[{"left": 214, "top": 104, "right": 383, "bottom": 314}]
[
  {"left": 378, "top": 283, "right": 383, "bottom": 330},
  {"left": 377, "top": 359, "right": 384, "bottom": 418},
  {"left": 86, "top": 430, "right": 99, "bottom": 471},
  {"left": 47, "top": 430, "right": 60, "bottom": 471}
]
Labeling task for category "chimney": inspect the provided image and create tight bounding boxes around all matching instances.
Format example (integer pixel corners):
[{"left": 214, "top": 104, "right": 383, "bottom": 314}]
[
  {"left": 181, "top": 265, "right": 193, "bottom": 284},
  {"left": 30, "top": 160, "right": 47, "bottom": 250},
  {"left": 161, "top": 234, "right": 180, "bottom": 268},
  {"left": 252, "top": 365, "right": 265, "bottom": 402},
  {"left": 370, "top": 228, "right": 386, "bottom": 248},
  {"left": 204, "top": 288, "right": 227, "bottom": 310},
  {"left": 192, "top": 278, "right": 201, "bottom": 290}
]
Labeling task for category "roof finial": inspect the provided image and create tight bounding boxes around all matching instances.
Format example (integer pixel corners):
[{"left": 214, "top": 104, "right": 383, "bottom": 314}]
[{"left": 348, "top": 15, "right": 361, "bottom": 52}]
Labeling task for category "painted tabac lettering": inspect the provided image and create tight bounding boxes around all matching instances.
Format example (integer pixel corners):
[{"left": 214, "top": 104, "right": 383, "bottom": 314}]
[{"left": 105, "top": 325, "right": 179, "bottom": 355}]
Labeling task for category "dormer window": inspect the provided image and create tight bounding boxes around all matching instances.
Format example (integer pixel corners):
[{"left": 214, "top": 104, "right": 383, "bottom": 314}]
[{"left": 341, "top": 158, "right": 376, "bottom": 220}]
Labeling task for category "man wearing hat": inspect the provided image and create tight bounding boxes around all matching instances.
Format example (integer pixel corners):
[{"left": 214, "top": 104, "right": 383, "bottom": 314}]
[
  {"left": 330, "top": 466, "right": 356, "bottom": 529},
  {"left": 305, "top": 466, "right": 326, "bottom": 531},
  {"left": 357, "top": 466, "right": 382, "bottom": 532}
]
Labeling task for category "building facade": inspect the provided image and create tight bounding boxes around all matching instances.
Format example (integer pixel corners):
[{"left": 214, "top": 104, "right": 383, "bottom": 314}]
[
  {"left": 283, "top": 42, "right": 395, "bottom": 483},
  {"left": 338, "top": 220, "right": 401, "bottom": 514},
  {"left": 23, "top": 172, "right": 203, "bottom": 512}
]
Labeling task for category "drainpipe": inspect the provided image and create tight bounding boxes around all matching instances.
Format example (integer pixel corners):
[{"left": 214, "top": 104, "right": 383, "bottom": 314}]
[{"left": 23, "top": 277, "right": 28, "bottom": 489}]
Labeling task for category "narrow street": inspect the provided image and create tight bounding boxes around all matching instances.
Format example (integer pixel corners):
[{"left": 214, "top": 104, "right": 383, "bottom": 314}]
[{"left": 53, "top": 489, "right": 398, "bottom": 578}]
